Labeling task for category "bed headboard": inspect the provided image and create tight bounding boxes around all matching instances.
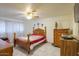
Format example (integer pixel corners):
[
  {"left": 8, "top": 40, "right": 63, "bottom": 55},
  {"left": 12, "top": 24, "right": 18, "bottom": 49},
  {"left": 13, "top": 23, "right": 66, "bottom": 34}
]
[{"left": 33, "top": 23, "right": 47, "bottom": 36}]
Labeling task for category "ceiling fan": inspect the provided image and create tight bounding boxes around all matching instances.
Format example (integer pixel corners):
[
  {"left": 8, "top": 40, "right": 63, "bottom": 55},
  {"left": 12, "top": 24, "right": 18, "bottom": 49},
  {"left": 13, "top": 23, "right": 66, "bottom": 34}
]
[{"left": 25, "top": 9, "right": 39, "bottom": 20}]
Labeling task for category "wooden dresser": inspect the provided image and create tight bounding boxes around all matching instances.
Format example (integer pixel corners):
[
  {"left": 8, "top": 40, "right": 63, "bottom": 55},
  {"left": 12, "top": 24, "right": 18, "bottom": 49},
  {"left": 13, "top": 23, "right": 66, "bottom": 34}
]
[
  {"left": 60, "top": 38, "right": 78, "bottom": 56},
  {"left": 54, "top": 29, "right": 69, "bottom": 47}
]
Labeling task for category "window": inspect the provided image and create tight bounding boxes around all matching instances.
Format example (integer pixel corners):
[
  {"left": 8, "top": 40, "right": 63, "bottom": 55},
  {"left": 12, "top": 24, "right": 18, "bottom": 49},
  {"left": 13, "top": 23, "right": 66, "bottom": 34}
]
[
  {"left": 0, "top": 20, "right": 24, "bottom": 34},
  {"left": 0, "top": 20, "right": 5, "bottom": 33}
]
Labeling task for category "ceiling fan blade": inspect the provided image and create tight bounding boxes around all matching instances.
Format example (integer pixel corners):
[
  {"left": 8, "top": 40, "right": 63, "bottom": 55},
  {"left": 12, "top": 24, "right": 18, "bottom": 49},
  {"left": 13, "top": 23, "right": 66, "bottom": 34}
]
[
  {"left": 32, "top": 16, "right": 39, "bottom": 19},
  {"left": 32, "top": 9, "right": 36, "bottom": 12}
]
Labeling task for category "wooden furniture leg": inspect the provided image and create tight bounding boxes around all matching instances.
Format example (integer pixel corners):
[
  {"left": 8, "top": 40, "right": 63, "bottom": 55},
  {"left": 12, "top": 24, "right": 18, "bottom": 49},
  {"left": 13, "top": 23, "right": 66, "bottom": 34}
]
[
  {"left": 27, "top": 34, "right": 31, "bottom": 54},
  {"left": 14, "top": 33, "right": 16, "bottom": 47}
]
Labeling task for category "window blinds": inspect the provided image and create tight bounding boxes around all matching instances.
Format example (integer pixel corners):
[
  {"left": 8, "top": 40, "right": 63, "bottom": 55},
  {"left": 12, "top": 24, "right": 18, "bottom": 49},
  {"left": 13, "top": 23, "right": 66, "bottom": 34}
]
[{"left": 0, "top": 20, "right": 24, "bottom": 34}]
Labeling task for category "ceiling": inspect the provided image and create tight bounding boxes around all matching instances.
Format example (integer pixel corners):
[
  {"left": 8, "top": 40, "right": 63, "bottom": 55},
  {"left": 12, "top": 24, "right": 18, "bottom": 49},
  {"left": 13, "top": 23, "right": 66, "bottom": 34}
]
[{"left": 0, "top": 3, "right": 74, "bottom": 21}]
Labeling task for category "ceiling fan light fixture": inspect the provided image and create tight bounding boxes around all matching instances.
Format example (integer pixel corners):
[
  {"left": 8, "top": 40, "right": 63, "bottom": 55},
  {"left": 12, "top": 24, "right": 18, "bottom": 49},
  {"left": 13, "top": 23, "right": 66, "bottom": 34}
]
[
  {"left": 25, "top": 6, "right": 39, "bottom": 20},
  {"left": 26, "top": 12, "right": 33, "bottom": 20},
  {"left": 26, "top": 15, "right": 32, "bottom": 20}
]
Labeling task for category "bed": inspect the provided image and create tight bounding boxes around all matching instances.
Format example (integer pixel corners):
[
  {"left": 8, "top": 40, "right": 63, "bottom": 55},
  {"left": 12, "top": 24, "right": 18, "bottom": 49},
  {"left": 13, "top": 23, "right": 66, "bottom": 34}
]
[
  {"left": 0, "top": 39, "right": 13, "bottom": 56},
  {"left": 14, "top": 23, "right": 47, "bottom": 54}
]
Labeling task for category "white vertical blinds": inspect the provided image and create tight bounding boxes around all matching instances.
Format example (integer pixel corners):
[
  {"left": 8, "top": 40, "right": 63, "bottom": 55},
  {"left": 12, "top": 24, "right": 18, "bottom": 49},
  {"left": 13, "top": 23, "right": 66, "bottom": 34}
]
[
  {"left": 6, "top": 21, "right": 13, "bottom": 33},
  {"left": 0, "top": 20, "right": 5, "bottom": 33},
  {"left": 0, "top": 20, "right": 24, "bottom": 34}
]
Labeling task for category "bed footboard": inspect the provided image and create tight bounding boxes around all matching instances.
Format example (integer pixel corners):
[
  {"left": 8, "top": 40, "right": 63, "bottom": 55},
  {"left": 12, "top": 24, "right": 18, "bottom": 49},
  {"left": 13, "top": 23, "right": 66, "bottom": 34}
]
[
  {"left": 13, "top": 33, "right": 31, "bottom": 54},
  {"left": 14, "top": 33, "right": 17, "bottom": 47},
  {"left": 27, "top": 34, "right": 31, "bottom": 54}
]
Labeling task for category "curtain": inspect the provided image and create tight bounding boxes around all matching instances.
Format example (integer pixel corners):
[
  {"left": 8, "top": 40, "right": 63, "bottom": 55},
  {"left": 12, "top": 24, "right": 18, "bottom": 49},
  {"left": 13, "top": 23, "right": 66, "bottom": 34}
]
[
  {"left": 0, "top": 20, "right": 5, "bottom": 37},
  {"left": 0, "top": 20, "right": 24, "bottom": 40},
  {"left": 0, "top": 20, "right": 5, "bottom": 33}
]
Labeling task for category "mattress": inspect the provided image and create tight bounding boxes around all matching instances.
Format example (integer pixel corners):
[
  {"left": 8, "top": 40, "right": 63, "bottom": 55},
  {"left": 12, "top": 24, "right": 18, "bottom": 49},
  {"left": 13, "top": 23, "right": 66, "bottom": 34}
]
[{"left": 0, "top": 39, "right": 10, "bottom": 49}]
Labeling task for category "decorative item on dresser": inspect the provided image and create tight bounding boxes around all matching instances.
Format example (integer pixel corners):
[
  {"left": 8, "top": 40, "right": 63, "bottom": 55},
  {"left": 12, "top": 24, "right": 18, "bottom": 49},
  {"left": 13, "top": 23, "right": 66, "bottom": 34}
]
[
  {"left": 55, "top": 22, "right": 58, "bottom": 29},
  {"left": 14, "top": 23, "right": 47, "bottom": 54},
  {"left": 53, "top": 29, "right": 69, "bottom": 47}
]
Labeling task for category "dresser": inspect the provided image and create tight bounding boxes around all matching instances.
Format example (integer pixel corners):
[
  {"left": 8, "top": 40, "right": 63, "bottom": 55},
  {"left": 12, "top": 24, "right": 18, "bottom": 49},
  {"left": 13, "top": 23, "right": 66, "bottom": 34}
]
[
  {"left": 60, "top": 38, "right": 78, "bottom": 56},
  {"left": 54, "top": 29, "right": 69, "bottom": 47}
]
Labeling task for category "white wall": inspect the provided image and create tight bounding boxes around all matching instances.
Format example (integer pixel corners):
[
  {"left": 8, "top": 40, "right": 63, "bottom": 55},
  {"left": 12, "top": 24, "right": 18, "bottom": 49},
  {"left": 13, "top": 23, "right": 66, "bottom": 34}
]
[
  {"left": 73, "top": 22, "right": 79, "bottom": 35},
  {"left": 24, "top": 15, "right": 73, "bottom": 43}
]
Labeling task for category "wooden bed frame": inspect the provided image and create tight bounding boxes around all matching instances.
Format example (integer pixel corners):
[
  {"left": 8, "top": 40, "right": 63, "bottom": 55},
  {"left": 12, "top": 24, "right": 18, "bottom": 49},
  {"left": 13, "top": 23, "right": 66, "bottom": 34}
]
[
  {"left": 14, "top": 23, "right": 47, "bottom": 54},
  {"left": 0, "top": 46, "right": 13, "bottom": 56},
  {"left": 0, "top": 33, "right": 13, "bottom": 56}
]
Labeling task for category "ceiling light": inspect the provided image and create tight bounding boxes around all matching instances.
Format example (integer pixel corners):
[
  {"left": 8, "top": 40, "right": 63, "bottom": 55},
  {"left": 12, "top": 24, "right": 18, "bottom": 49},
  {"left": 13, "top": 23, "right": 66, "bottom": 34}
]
[
  {"left": 26, "top": 15, "right": 32, "bottom": 20},
  {"left": 25, "top": 6, "right": 39, "bottom": 20}
]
